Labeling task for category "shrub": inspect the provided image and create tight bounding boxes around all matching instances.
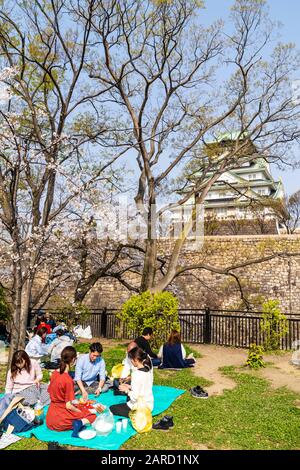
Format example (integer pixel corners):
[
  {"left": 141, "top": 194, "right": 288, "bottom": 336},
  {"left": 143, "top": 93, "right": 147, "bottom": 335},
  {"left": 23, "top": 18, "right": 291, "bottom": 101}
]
[
  {"left": 118, "top": 291, "right": 179, "bottom": 348},
  {"left": 246, "top": 344, "right": 265, "bottom": 370},
  {"left": 261, "top": 300, "right": 288, "bottom": 351}
]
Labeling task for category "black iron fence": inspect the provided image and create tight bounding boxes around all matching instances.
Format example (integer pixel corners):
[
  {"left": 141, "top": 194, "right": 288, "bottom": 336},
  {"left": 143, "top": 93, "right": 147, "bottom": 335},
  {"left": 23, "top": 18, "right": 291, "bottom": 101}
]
[{"left": 29, "top": 307, "right": 300, "bottom": 351}]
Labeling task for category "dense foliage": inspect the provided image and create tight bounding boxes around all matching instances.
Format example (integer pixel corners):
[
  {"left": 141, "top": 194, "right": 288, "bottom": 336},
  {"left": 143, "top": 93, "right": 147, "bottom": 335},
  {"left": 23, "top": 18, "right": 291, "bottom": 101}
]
[
  {"left": 246, "top": 343, "right": 265, "bottom": 370},
  {"left": 118, "top": 291, "right": 180, "bottom": 347},
  {"left": 261, "top": 300, "right": 288, "bottom": 351}
]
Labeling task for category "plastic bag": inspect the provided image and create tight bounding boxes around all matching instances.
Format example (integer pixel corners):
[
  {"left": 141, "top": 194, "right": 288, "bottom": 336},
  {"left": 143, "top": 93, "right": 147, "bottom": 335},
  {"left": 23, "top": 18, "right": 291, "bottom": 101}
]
[
  {"left": 34, "top": 400, "right": 44, "bottom": 425},
  {"left": 129, "top": 397, "right": 152, "bottom": 434},
  {"left": 73, "top": 325, "right": 92, "bottom": 340},
  {"left": 92, "top": 408, "right": 114, "bottom": 436},
  {"left": 45, "top": 333, "right": 57, "bottom": 345},
  {"left": 111, "top": 363, "right": 124, "bottom": 379},
  {"left": 291, "top": 349, "right": 300, "bottom": 366}
]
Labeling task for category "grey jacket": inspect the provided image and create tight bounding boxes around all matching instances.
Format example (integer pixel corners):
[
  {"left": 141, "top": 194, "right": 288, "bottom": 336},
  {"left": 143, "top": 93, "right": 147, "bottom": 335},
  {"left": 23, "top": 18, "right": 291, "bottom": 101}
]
[{"left": 48, "top": 335, "right": 74, "bottom": 362}]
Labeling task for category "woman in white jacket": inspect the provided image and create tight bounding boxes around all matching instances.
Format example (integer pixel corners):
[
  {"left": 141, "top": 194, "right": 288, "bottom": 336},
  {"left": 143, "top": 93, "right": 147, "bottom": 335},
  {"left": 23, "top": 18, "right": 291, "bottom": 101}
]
[
  {"left": 110, "top": 347, "right": 154, "bottom": 417},
  {"left": 25, "top": 327, "right": 49, "bottom": 360}
]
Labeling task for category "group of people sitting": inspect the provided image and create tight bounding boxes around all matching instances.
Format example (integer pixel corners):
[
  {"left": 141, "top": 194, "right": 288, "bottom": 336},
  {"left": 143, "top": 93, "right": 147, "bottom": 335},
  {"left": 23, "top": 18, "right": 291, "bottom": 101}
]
[
  {"left": 25, "top": 314, "right": 75, "bottom": 365},
  {"left": 134, "top": 327, "right": 196, "bottom": 369},
  {"left": 3, "top": 325, "right": 195, "bottom": 437},
  {"left": 34, "top": 312, "right": 57, "bottom": 333}
]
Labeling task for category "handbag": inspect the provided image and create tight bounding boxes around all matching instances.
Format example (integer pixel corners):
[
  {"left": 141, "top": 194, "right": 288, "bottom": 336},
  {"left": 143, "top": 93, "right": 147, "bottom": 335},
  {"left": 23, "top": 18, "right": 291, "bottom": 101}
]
[
  {"left": 0, "top": 396, "right": 25, "bottom": 425},
  {"left": 111, "top": 363, "right": 124, "bottom": 379},
  {"left": 129, "top": 397, "right": 152, "bottom": 433},
  {"left": 43, "top": 360, "right": 60, "bottom": 369},
  {"left": 2, "top": 405, "right": 35, "bottom": 433}
]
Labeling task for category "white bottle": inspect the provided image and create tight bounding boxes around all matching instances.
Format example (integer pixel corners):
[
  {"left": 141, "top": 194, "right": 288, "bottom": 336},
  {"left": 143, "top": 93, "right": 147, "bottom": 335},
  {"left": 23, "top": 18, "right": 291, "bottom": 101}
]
[{"left": 34, "top": 400, "right": 44, "bottom": 425}]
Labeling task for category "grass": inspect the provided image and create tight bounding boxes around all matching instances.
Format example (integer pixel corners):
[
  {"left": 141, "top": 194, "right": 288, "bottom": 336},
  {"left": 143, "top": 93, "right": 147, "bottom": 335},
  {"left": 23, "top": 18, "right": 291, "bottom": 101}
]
[
  {"left": 5, "top": 437, "right": 48, "bottom": 450},
  {"left": 1, "top": 343, "right": 300, "bottom": 450},
  {"left": 123, "top": 365, "right": 300, "bottom": 450}
]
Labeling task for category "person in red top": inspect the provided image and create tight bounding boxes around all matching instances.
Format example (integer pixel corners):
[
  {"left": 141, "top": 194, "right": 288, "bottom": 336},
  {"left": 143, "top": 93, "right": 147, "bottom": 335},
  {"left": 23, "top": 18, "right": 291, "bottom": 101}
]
[
  {"left": 36, "top": 315, "right": 52, "bottom": 335},
  {"left": 46, "top": 346, "right": 101, "bottom": 437}
]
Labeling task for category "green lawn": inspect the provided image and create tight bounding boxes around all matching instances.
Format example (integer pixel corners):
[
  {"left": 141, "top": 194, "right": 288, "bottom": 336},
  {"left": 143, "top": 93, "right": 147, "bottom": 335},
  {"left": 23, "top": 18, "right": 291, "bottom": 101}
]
[{"left": 1, "top": 343, "right": 300, "bottom": 450}]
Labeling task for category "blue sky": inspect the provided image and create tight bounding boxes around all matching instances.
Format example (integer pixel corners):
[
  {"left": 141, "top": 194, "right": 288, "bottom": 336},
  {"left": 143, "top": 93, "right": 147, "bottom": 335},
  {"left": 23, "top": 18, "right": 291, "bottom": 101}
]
[
  {"left": 121, "top": 1, "right": 300, "bottom": 198},
  {"left": 202, "top": 0, "right": 300, "bottom": 195}
]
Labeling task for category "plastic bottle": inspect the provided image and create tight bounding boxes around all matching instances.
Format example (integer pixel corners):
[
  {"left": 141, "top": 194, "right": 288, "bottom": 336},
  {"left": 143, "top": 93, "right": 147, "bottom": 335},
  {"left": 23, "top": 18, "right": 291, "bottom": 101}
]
[{"left": 34, "top": 400, "right": 44, "bottom": 425}]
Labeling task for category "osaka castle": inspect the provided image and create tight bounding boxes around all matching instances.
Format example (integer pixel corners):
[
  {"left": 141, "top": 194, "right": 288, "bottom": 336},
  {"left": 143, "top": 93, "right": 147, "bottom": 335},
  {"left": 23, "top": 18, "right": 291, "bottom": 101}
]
[
  {"left": 179, "top": 133, "right": 286, "bottom": 235},
  {"left": 204, "top": 136, "right": 284, "bottom": 224}
]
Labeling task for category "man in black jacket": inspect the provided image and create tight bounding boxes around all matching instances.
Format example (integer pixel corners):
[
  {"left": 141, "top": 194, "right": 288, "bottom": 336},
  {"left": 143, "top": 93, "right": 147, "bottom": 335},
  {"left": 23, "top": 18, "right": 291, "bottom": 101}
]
[{"left": 134, "top": 327, "right": 161, "bottom": 367}]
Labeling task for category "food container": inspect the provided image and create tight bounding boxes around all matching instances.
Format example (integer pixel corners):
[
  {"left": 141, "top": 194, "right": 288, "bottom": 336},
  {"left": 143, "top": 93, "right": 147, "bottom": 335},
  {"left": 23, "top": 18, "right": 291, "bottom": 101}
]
[{"left": 92, "top": 409, "right": 114, "bottom": 436}]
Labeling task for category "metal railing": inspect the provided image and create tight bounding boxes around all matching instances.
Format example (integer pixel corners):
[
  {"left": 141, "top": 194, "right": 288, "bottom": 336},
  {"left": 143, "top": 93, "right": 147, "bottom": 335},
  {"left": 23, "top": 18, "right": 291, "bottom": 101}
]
[{"left": 29, "top": 307, "right": 300, "bottom": 350}]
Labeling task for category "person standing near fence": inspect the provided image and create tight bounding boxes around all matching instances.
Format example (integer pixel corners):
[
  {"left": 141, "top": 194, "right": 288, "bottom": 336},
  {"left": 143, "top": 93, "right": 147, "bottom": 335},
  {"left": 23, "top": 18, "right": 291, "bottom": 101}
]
[
  {"left": 36, "top": 315, "right": 52, "bottom": 334},
  {"left": 45, "top": 313, "right": 56, "bottom": 331}
]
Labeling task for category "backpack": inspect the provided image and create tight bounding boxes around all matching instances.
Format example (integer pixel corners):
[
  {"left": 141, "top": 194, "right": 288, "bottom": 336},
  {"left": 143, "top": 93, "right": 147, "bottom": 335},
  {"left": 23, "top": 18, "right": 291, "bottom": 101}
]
[{"left": 2, "top": 407, "right": 35, "bottom": 433}]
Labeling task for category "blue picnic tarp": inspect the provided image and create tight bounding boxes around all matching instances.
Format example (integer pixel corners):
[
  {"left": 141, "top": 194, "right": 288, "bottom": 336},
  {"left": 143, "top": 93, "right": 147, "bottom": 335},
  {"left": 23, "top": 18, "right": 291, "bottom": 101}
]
[{"left": 1, "top": 385, "right": 185, "bottom": 450}]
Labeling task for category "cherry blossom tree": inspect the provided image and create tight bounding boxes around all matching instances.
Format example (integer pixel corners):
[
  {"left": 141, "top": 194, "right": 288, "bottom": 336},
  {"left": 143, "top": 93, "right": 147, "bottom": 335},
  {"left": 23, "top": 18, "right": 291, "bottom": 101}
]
[{"left": 0, "top": 1, "right": 125, "bottom": 361}]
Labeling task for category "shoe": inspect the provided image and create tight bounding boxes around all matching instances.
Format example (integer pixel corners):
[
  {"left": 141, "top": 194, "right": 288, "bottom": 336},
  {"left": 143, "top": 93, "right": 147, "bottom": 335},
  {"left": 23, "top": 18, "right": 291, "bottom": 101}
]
[
  {"left": 152, "top": 417, "right": 172, "bottom": 431},
  {"left": 48, "top": 441, "right": 64, "bottom": 450},
  {"left": 162, "top": 415, "right": 174, "bottom": 427},
  {"left": 190, "top": 386, "right": 208, "bottom": 399}
]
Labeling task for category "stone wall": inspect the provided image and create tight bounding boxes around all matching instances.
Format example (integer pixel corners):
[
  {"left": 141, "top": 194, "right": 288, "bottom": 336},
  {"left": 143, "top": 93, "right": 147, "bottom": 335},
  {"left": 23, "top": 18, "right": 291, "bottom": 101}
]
[
  {"left": 76, "top": 235, "right": 300, "bottom": 314},
  {"left": 205, "top": 218, "right": 279, "bottom": 236}
]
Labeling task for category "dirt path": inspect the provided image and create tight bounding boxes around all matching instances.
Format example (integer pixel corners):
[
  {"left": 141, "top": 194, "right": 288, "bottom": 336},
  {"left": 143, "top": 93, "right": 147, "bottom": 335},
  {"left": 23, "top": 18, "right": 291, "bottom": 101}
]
[
  {"left": 259, "top": 352, "right": 300, "bottom": 395},
  {"left": 190, "top": 344, "right": 300, "bottom": 397},
  {"left": 190, "top": 344, "right": 247, "bottom": 396}
]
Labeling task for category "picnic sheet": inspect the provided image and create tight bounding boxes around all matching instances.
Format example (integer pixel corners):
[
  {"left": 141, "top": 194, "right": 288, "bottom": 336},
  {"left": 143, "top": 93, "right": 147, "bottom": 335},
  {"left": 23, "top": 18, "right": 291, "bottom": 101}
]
[
  {"left": 0, "top": 385, "right": 185, "bottom": 450},
  {"left": 0, "top": 432, "right": 22, "bottom": 449}
]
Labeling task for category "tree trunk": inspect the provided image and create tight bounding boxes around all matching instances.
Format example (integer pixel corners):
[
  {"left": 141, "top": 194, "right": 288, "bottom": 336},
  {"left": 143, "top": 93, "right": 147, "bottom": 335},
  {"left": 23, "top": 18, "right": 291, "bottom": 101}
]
[
  {"left": 140, "top": 238, "right": 157, "bottom": 292},
  {"left": 140, "top": 186, "right": 158, "bottom": 292},
  {"left": 149, "top": 173, "right": 221, "bottom": 293},
  {"left": 7, "top": 258, "right": 22, "bottom": 367},
  {"left": 7, "top": 277, "right": 33, "bottom": 371},
  {"left": 19, "top": 278, "right": 32, "bottom": 347}
]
